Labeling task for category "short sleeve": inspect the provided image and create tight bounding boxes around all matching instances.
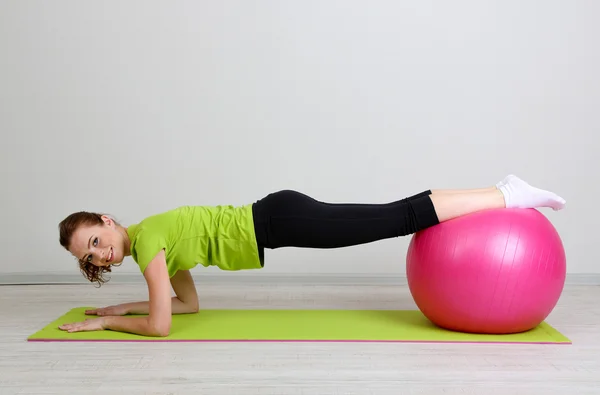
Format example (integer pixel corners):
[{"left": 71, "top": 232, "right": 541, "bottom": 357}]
[{"left": 130, "top": 228, "right": 167, "bottom": 274}]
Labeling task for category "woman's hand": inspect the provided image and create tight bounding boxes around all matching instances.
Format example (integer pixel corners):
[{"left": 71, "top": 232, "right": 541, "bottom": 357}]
[
  {"left": 59, "top": 317, "right": 106, "bottom": 333},
  {"left": 85, "top": 304, "right": 129, "bottom": 316}
]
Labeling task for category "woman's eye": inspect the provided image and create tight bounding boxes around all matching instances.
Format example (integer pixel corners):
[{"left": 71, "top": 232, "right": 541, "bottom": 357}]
[
  {"left": 87, "top": 255, "right": 93, "bottom": 263},
  {"left": 93, "top": 237, "right": 98, "bottom": 246}
]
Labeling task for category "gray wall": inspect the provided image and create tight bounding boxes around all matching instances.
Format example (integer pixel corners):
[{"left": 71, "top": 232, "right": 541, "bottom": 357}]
[{"left": 1, "top": 1, "right": 597, "bottom": 280}]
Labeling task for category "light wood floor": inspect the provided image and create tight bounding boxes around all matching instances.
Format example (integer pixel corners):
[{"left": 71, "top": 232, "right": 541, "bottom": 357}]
[{"left": 1, "top": 282, "right": 599, "bottom": 394}]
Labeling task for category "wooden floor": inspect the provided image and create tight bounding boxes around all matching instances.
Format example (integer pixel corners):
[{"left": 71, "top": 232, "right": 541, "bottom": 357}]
[{"left": 1, "top": 282, "right": 599, "bottom": 394}]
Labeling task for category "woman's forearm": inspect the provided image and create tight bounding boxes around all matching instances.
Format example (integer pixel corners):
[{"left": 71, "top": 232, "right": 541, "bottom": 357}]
[
  {"left": 122, "top": 297, "right": 198, "bottom": 315},
  {"left": 103, "top": 316, "right": 170, "bottom": 337}
]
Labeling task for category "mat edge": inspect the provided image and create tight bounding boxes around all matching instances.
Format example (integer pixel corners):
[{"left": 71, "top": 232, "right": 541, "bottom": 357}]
[{"left": 27, "top": 338, "right": 572, "bottom": 344}]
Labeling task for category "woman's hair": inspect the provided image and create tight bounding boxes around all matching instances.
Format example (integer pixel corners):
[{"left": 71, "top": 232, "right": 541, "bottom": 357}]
[{"left": 58, "top": 211, "right": 118, "bottom": 287}]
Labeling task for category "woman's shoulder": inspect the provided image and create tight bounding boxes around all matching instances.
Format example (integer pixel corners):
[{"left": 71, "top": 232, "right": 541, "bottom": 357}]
[{"left": 126, "top": 208, "right": 185, "bottom": 270}]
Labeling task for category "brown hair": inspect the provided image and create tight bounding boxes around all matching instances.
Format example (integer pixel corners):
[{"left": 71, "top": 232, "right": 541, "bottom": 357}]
[{"left": 58, "top": 211, "right": 116, "bottom": 287}]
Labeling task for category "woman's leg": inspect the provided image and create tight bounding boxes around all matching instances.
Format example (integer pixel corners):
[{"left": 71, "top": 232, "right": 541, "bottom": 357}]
[
  {"left": 252, "top": 189, "right": 438, "bottom": 249},
  {"left": 429, "top": 189, "right": 505, "bottom": 222},
  {"left": 252, "top": 175, "right": 565, "bottom": 250},
  {"left": 429, "top": 174, "right": 512, "bottom": 195},
  {"left": 431, "top": 186, "right": 497, "bottom": 195},
  {"left": 428, "top": 174, "right": 565, "bottom": 221}
]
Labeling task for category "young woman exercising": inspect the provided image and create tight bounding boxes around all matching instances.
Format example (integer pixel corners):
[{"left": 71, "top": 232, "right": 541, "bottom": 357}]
[{"left": 57, "top": 174, "right": 565, "bottom": 337}]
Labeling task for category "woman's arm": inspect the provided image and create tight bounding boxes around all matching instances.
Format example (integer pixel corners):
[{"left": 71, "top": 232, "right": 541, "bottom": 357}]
[
  {"left": 86, "top": 270, "right": 199, "bottom": 316},
  {"left": 103, "top": 249, "right": 172, "bottom": 336},
  {"left": 60, "top": 250, "right": 174, "bottom": 337}
]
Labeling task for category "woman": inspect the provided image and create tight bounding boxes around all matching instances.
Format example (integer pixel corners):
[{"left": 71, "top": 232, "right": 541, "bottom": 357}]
[{"left": 57, "top": 174, "right": 565, "bottom": 337}]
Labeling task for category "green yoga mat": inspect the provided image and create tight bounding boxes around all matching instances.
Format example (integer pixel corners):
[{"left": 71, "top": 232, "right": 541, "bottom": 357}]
[{"left": 27, "top": 307, "right": 570, "bottom": 344}]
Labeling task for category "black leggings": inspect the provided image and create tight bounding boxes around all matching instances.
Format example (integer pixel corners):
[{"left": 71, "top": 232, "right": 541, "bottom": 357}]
[{"left": 251, "top": 189, "right": 439, "bottom": 251}]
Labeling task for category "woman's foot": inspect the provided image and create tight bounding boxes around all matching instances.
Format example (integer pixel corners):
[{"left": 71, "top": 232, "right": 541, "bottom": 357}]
[{"left": 497, "top": 175, "right": 566, "bottom": 211}]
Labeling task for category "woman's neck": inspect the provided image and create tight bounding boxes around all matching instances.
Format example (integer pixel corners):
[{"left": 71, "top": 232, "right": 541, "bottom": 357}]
[{"left": 118, "top": 225, "right": 132, "bottom": 257}]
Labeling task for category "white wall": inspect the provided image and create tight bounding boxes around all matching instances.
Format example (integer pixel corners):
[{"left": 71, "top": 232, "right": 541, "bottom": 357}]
[{"left": 1, "top": 1, "right": 598, "bottom": 280}]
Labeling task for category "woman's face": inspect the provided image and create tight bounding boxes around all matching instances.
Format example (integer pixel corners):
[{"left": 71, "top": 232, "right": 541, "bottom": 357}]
[{"left": 68, "top": 216, "right": 126, "bottom": 267}]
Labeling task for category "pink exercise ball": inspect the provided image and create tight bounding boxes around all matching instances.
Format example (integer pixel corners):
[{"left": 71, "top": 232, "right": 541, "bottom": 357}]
[{"left": 406, "top": 208, "right": 566, "bottom": 334}]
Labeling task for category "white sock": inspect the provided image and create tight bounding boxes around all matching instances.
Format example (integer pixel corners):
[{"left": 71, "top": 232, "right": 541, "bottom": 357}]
[
  {"left": 496, "top": 174, "right": 516, "bottom": 189},
  {"left": 498, "top": 175, "right": 566, "bottom": 211}
]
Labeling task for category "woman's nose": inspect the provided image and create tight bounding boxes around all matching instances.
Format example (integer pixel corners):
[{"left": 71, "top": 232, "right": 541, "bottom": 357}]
[{"left": 90, "top": 247, "right": 104, "bottom": 263}]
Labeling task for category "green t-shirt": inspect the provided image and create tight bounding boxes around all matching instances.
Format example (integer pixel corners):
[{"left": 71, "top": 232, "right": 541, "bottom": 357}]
[{"left": 126, "top": 204, "right": 264, "bottom": 277}]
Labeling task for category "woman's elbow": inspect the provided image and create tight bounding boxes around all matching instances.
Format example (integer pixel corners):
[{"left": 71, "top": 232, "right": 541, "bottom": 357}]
[
  {"left": 149, "top": 318, "right": 171, "bottom": 337},
  {"left": 155, "top": 325, "right": 171, "bottom": 338}
]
